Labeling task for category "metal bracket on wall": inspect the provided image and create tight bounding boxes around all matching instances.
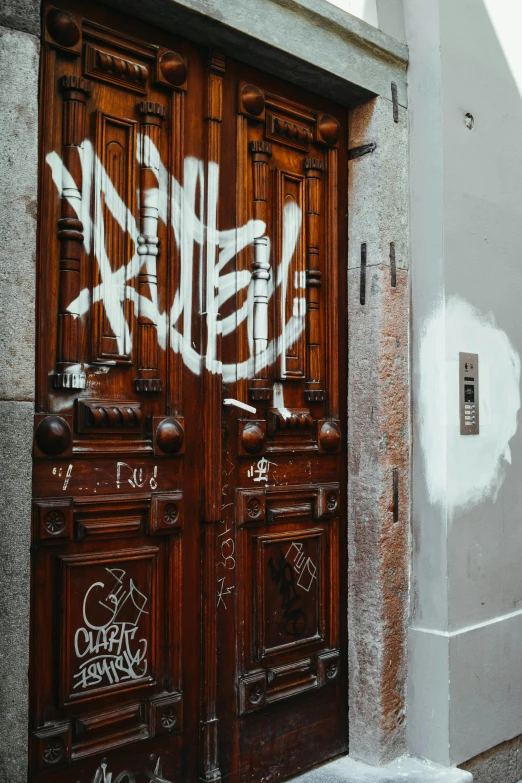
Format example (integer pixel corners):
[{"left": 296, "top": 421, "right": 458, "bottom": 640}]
[{"left": 348, "top": 142, "right": 376, "bottom": 160}]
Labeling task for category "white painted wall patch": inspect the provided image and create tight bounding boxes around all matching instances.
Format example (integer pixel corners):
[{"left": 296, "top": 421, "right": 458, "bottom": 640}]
[{"left": 419, "top": 296, "right": 520, "bottom": 514}]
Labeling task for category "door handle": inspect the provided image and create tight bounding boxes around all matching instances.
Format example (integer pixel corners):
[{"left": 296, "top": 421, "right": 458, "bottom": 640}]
[{"left": 223, "top": 398, "right": 257, "bottom": 414}]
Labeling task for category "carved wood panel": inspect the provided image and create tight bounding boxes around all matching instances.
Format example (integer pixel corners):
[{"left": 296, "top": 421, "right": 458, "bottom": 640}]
[
  {"left": 235, "top": 485, "right": 339, "bottom": 712},
  {"left": 34, "top": 4, "right": 193, "bottom": 782}
]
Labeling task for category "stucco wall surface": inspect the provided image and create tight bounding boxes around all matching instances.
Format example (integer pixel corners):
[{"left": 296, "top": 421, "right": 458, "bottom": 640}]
[{"left": 407, "top": 0, "right": 522, "bottom": 769}]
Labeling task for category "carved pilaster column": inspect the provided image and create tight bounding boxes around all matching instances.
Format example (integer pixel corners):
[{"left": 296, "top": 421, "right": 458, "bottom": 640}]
[
  {"left": 134, "top": 101, "right": 166, "bottom": 394},
  {"left": 304, "top": 158, "right": 324, "bottom": 401},
  {"left": 53, "top": 75, "right": 91, "bottom": 391},
  {"left": 250, "top": 141, "right": 272, "bottom": 380}
]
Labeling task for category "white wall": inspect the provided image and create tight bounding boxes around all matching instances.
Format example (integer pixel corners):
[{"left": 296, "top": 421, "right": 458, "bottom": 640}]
[
  {"left": 325, "top": 0, "right": 378, "bottom": 27},
  {"left": 408, "top": 0, "right": 522, "bottom": 767},
  {"left": 325, "top": 0, "right": 406, "bottom": 42}
]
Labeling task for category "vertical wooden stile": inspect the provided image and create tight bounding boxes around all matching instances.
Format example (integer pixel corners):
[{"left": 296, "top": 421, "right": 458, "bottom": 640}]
[
  {"left": 200, "top": 47, "right": 225, "bottom": 783},
  {"left": 53, "top": 75, "right": 91, "bottom": 391},
  {"left": 134, "top": 100, "right": 166, "bottom": 393},
  {"left": 304, "top": 157, "right": 324, "bottom": 395}
]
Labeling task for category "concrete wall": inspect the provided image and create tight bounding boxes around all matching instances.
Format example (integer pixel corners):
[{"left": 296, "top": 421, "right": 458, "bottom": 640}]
[
  {"left": 0, "top": 3, "right": 39, "bottom": 781},
  {"left": 406, "top": 0, "right": 522, "bottom": 771}
]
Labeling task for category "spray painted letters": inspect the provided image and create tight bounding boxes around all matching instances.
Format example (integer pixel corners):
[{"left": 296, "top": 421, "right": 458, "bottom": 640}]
[
  {"left": 46, "top": 136, "right": 304, "bottom": 381},
  {"left": 73, "top": 567, "right": 149, "bottom": 691}
]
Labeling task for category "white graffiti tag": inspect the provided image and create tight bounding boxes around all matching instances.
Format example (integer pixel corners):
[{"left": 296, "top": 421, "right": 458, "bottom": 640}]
[
  {"left": 285, "top": 542, "right": 317, "bottom": 592},
  {"left": 86, "top": 756, "right": 172, "bottom": 783},
  {"left": 73, "top": 567, "right": 149, "bottom": 690},
  {"left": 247, "top": 456, "right": 276, "bottom": 483},
  {"left": 46, "top": 136, "right": 304, "bottom": 381}
]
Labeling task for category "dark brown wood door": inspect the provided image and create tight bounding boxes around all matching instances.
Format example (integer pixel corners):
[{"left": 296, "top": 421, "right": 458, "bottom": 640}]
[
  {"left": 216, "top": 61, "right": 348, "bottom": 783},
  {"left": 32, "top": 4, "right": 347, "bottom": 782}
]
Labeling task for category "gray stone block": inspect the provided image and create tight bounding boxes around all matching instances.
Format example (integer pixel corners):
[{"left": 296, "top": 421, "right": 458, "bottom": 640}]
[
  {"left": 0, "top": 25, "right": 38, "bottom": 402},
  {"left": 348, "top": 97, "right": 409, "bottom": 271},
  {"left": 0, "top": 0, "right": 40, "bottom": 37},
  {"left": 0, "top": 401, "right": 33, "bottom": 783}
]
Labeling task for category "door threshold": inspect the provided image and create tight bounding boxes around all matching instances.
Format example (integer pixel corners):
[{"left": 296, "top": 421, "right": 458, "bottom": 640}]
[{"left": 288, "top": 754, "right": 472, "bottom": 782}]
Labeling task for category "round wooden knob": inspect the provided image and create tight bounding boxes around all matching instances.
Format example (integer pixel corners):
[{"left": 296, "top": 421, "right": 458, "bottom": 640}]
[
  {"left": 241, "top": 423, "right": 266, "bottom": 454},
  {"left": 240, "top": 84, "right": 265, "bottom": 116},
  {"left": 35, "top": 416, "right": 72, "bottom": 456},
  {"left": 156, "top": 418, "right": 184, "bottom": 454},
  {"left": 46, "top": 8, "right": 81, "bottom": 47},
  {"left": 319, "top": 421, "right": 341, "bottom": 453},
  {"left": 317, "top": 113, "right": 340, "bottom": 146},
  {"left": 159, "top": 51, "right": 187, "bottom": 86}
]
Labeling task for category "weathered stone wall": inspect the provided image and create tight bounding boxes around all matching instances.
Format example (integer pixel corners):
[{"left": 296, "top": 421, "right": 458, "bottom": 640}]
[
  {"left": 0, "top": 8, "right": 39, "bottom": 782},
  {"left": 347, "top": 95, "right": 410, "bottom": 765}
]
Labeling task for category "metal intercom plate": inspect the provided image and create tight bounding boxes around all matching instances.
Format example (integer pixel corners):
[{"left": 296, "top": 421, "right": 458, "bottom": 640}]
[{"left": 459, "top": 352, "right": 479, "bottom": 435}]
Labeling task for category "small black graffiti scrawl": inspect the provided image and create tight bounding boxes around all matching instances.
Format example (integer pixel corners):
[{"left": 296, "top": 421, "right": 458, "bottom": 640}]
[{"left": 268, "top": 549, "right": 306, "bottom": 637}]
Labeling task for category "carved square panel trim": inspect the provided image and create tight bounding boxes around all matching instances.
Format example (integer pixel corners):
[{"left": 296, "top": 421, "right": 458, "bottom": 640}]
[
  {"left": 150, "top": 492, "right": 184, "bottom": 534},
  {"left": 238, "top": 671, "right": 267, "bottom": 714},
  {"left": 149, "top": 691, "right": 183, "bottom": 737},
  {"left": 236, "top": 488, "right": 266, "bottom": 526},
  {"left": 33, "top": 721, "right": 72, "bottom": 771},
  {"left": 317, "top": 649, "right": 340, "bottom": 686},
  {"left": 34, "top": 497, "right": 73, "bottom": 542},
  {"left": 316, "top": 484, "right": 340, "bottom": 519}
]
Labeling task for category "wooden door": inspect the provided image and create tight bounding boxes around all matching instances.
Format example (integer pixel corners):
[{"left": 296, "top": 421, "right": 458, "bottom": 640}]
[
  {"left": 216, "top": 62, "right": 348, "bottom": 783},
  {"left": 32, "top": 4, "right": 347, "bottom": 782}
]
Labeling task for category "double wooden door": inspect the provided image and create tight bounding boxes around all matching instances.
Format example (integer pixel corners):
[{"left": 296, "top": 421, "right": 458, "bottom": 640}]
[{"left": 32, "top": 3, "right": 348, "bottom": 781}]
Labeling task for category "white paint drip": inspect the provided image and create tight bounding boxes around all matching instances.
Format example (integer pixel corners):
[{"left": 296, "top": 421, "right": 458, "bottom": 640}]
[
  {"left": 419, "top": 296, "right": 520, "bottom": 514},
  {"left": 273, "top": 381, "right": 292, "bottom": 419}
]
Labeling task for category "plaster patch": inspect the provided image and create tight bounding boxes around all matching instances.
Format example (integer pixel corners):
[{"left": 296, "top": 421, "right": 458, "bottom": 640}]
[{"left": 419, "top": 296, "right": 520, "bottom": 514}]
